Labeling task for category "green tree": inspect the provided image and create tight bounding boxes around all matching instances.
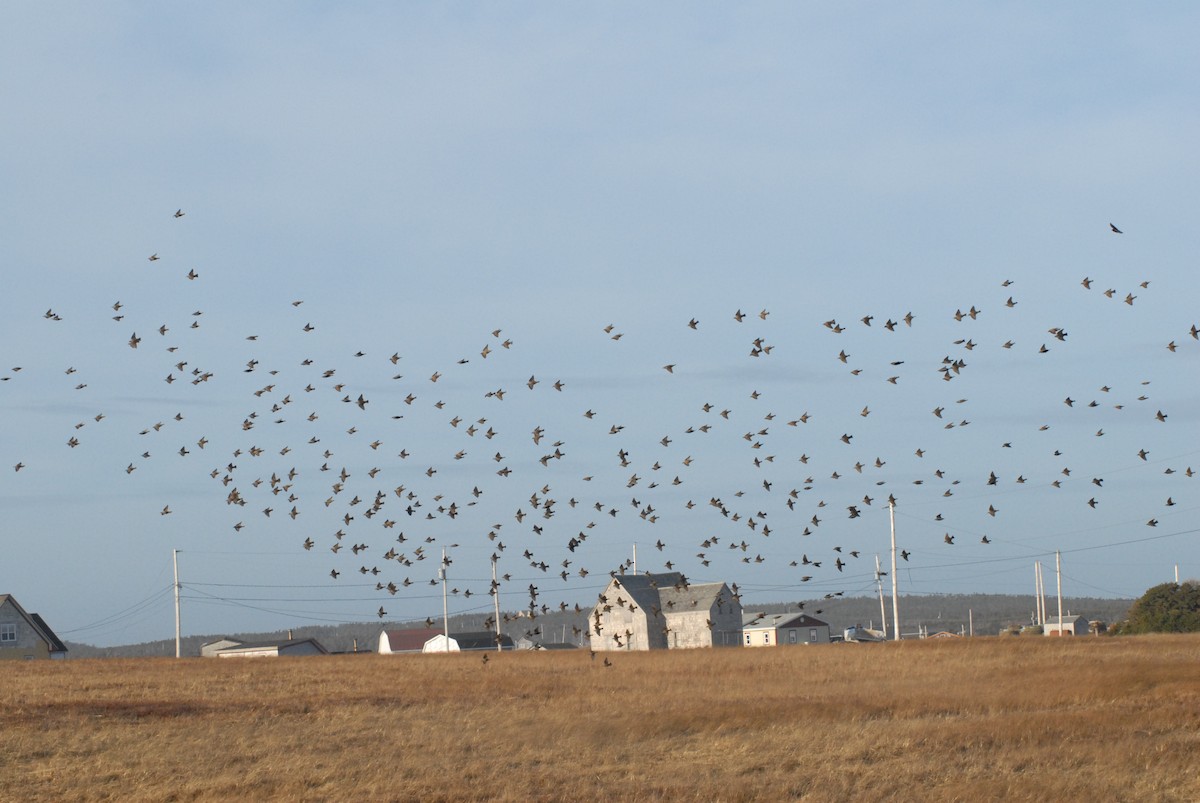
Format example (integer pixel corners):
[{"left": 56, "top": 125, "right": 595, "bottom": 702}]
[{"left": 1114, "top": 582, "right": 1200, "bottom": 634}]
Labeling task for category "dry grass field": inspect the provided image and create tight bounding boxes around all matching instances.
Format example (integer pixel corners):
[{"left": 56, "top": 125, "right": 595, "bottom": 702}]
[{"left": 3, "top": 635, "right": 1200, "bottom": 802}]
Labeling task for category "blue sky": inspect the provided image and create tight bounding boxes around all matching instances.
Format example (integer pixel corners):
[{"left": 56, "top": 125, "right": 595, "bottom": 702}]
[{"left": 2, "top": 4, "right": 1198, "bottom": 646}]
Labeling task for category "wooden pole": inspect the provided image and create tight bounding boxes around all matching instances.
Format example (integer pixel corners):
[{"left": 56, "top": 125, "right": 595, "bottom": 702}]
[
  {"left": 492, "top": 555, "right": 502, "bottom": 652},
  {"left": 889, "top": 501, "right": 900, "bottom": 641},
  {"left": 173, "top": 549, "right": 181, "bottom": 659},
  {"left": 441, "top": 547, "right": 450, "bottom": 650},
  {"left": 1056, "top": 550, "right": 1063, "bottom": 636},
  {"left": 875, "top": 554, "right": 888, "bottom": 637}
]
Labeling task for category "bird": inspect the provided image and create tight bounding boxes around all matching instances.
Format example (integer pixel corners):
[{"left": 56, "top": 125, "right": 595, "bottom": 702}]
[{"left": 1110, "top": 223, "right": 1122, "bottom": 233}]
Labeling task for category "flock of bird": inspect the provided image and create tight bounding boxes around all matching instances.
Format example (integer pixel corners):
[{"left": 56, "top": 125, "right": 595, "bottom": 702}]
[{"left": 4, "top": 211, "right": 1198, "bottom": 634}]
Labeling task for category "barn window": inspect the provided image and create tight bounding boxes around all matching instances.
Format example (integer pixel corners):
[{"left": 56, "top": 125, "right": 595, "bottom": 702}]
[
  {"left": 809, "top": 628, "right": 818, "bottom": 641},
  {"left": 0, "top": 623, "right": 16, "bottom": 642},
  {"left": 745, "top": 634, "right": 751, "bottom": 645},
  {"left": 788, "top": 630, "right": 797, "bottom": 644}
]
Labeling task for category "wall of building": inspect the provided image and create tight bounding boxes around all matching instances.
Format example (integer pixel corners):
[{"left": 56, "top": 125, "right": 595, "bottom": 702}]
[{"left": 0, "top": 600, "right": 50, "bottom": 660}]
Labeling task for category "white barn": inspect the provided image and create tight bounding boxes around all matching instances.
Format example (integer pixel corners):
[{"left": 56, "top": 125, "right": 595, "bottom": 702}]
[{"left": 589, "top": 572, "right": 742, "bottom": 651}]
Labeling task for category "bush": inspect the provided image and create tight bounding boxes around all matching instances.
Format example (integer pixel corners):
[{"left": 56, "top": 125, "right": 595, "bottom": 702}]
[{"left": 1112, "top": 582, "right": 1200, "bottom": 635}]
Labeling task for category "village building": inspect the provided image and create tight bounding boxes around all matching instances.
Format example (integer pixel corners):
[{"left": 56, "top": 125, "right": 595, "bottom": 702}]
[
  {"left": 0, "top": 594, "right": 68, "bottom": 660},
  {"left": 213, "top": 638, "right": 328, "bottom": 658},
  {"left": 741, "top": 612, "right": 830, "bottom": 646},
  {"left": 378, "top": 628, "right": 437, "bottom": 654},
  {"left": 1043, "top": 614, "right": 1089, "bottom": 637},
  {"left": 925, "top": 630, "right": 964, "bottom": 639},
  {"left": 589, "top": 572, "right": 743, "bottom": 651},
  {"left": 200, "top": 638, "right": 244, "bottom": 658},
  {"left": 422, "top": 631, "right": 514, "bottom": 652}
]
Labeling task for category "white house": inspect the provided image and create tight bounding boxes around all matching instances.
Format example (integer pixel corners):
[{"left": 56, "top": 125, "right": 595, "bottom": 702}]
[
  {"left": 214, "top": 638, "right": 328, "bottom": 658},
  {"left": 0, "top": 594, "right": 68, "bottom": 660},
  {"left": 1044, "top": 614, "right": 1089, "bottom": 637},
  {"left": 741, "top": 613, "right": 830, "bottom": 646},
  {"left": 589, "top": 572, "right": 743, "bottom": 651},
  {"left": 422, "top": 631, "right": 513, "bottom": 653},
  {"left": 200, "top": 638, "right": 244, "bottom": 658}
]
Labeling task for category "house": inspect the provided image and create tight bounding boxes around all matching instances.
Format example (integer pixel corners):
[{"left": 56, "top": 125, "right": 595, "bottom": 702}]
[
  {"left": 589, "top": 572, "right": 743, "bottom": 652},
  {"left": 925, "top": 630, "right": 963, "bottom": 639},
  {"left": 422, "top": 631, "right": 514, "bottom": 652},
  {"left": 378, "top": 628, "right": 437, "bottom": 654},
  {"left": 741, "top": 613, "right": 830, "bottom": 646},
  {"left": 515, "top": 637, "right": 579, "bottom": 651},
  {"left": 214, "top": 638, "right": 329, "bottom": 658},
  {"left": 1044, "top": 614, "right": 1089, "bottom": 637},
  {"left": 200, "top": 638, "right": 244, "bottom": 658},
  {"left": 0, "top": 595, "right": 68, "bottom": 660}
]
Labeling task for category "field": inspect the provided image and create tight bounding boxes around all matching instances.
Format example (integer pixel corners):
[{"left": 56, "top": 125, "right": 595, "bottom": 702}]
[{"left": 3, "top": 636, "right": 1200, "bottom": 802}]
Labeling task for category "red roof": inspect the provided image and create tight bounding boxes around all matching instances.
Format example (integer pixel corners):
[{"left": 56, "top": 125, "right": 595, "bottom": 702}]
[{"left": 381, "top": 628, "right": 435, "bottom": 652}]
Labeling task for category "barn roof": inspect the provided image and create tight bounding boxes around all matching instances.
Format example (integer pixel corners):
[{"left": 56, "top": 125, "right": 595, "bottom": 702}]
[
  {"left": 381, "top": 628, "right": 437, "bottom": 652},
  {"left": 606, "top": 573, "right": 681, "bottom": 614},
  {"left": 659, "top": 581, "right": 733, "bottom": 614},
  {"left": 450, "top": 631, "right": 514, "bottom": 650},
  {"left": 742, "top": 612, "right": 828, "bottom": 630},
  {"left": 217, "top": 638, "right": 328, "bottom": 654}
]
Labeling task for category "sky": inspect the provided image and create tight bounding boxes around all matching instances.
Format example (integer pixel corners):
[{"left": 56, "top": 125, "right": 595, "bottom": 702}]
[{"left": 2, "top": 4, "right": 1198, "bottom": 647}]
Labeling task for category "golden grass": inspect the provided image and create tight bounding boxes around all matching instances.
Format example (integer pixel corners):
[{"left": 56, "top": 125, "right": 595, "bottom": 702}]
[{"left": 4, "top": 635, "right": 1200, "bottom": 801}]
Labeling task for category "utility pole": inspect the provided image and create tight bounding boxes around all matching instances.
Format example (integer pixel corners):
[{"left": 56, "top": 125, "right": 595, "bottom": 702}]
[
  {"left": 969, "top": 608, "right": 974, "bottom": 638},
  {"left": 441, "top": 547, "right": 450, "bottom": 650},
  {"left": 173, "top": 549, "right": 181, "bottom": 659},
  {"left": 1034, "top": 562, "right": 1040, "bottom": 625},
  {"left": 889, "top": 501, "right": 900, "bottom": 641},
  {"left": 491, "top": 555, "right": 502, "bottom": 652},
  {"left": 1056, "top": 550, "right": 1063, "bottom": 637},
  {"left": 1037, "top": 560, "right": 1048, "bottom": 626},
  {"left": 875, "top": 554, "right": 888, "bottom": 636},
  {"left": 1175, "top": 564, "right": 1180, "bottom": 584},
  {"left": 632, "top": 543, "right": 637, "bottom": 574}
]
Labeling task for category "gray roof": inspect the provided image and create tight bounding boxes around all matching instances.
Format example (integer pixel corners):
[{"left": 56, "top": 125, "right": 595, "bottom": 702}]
[
  {"left": 659, "top": 582, "right": 734, "bottom": 614},
  {"left": 29, "top": 613, "right": 68, "bottom": 653},
  {"left": 605, "top": 572, "right": 683, "bottom": 615},
  {"left": 450, "top": 631, "right": 514, "bottom": 650},
  {"left": 217, "top": 638, "right": 328, "bottom": 654},
  {"left": 743, "top": 612, "right": 828, "bottom": 630}
]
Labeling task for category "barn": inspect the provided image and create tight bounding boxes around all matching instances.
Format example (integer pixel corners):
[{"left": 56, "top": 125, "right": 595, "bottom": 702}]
[
  {"left": 589, "top": 572, "right": 742, "bottom": 651},
  {"left": 378, "top": 628, "right": 436, "bottom": 654}
]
